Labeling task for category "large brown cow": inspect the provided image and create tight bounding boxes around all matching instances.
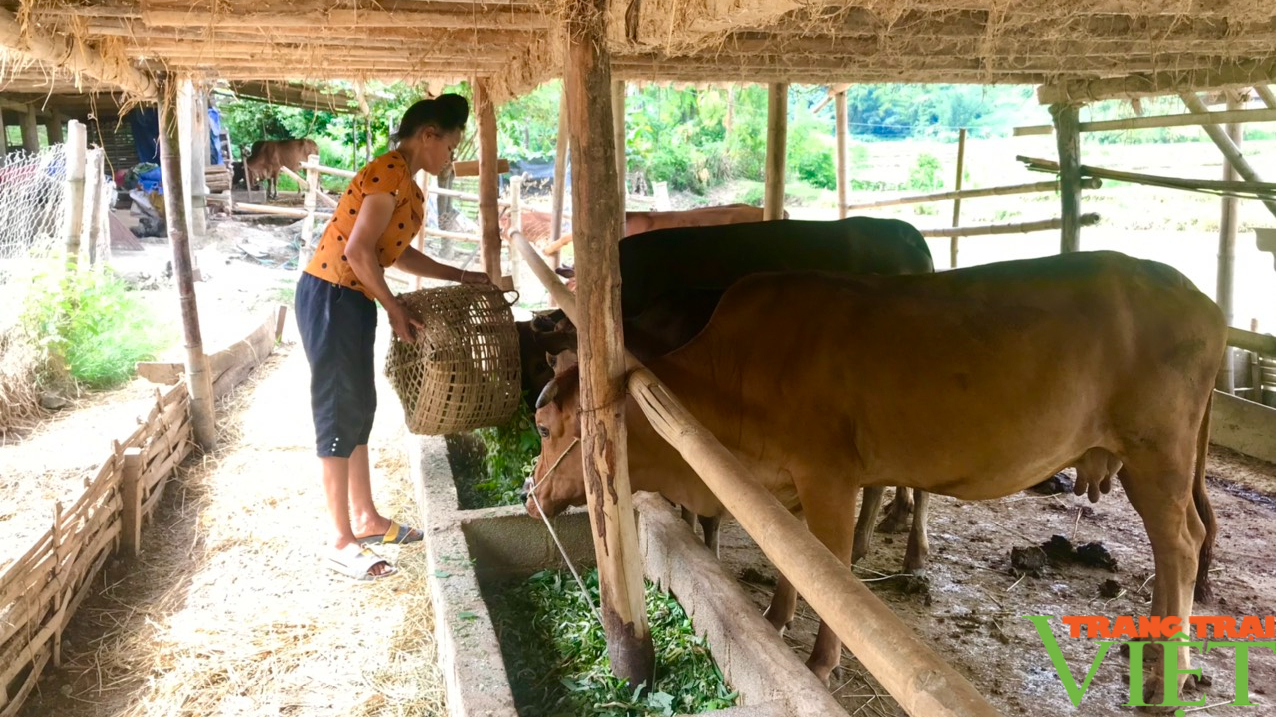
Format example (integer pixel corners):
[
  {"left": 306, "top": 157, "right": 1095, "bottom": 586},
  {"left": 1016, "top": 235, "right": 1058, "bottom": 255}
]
[
  {"left": 517, "top": 216, "right": 935, "bottom": 569},
  {"left": 243, "top": 138, "right": 319, "bottom": 200},
  {"left": 525, "top": 250, "right": 1224, "bottom": 704}
]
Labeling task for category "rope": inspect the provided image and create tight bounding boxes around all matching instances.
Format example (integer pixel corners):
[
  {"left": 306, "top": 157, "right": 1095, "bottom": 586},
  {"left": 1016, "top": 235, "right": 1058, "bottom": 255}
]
[{"left": 525, "top": 436, "right": 603, "bottom": 627}]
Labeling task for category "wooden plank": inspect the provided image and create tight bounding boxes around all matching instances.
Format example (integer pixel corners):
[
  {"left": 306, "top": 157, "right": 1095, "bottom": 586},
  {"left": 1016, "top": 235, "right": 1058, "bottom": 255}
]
[
  {"left": 136, "top": 361, "right": 184, "bottom": 385},
  {"left": 1014, "top": 106, "right": 1276, "bottom": 135},
  {"left": 451, "top": 158, "right": 508, "bottom": 177},
  {"left": 143, "top": 440, "right": 193, "bottom": 516},
  {"left": 143, "top": 418, "right": 191, "bottom": 489},
  {"left": 1211, "top": 390, "right": 1276, "bottom": 467},
  {"left": 844, "top": 178, "right": 1102, "bottom": 211},
  {"left": 121, "top": 446, "right": 144, "bottom": 556},
  {"left": 561, "top": 0, "right": 654, "bottom": 685},
  {"left": 208, "top": 311, "right": 278, "bottom": 399},
  {"left": 918, "top": 214, "right": 1100, "bottom": 238},
  {"left": 0, "top": 644, "right": 50, "bottom": 717},
  {"left": 142, "top": 404, "right": 187, "bottom": 468}
]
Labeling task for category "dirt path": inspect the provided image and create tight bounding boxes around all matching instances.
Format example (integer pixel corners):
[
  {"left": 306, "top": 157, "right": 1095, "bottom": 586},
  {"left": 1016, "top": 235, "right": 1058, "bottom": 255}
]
[
  {"left": 716, "top": 449, "right": 1276, "bottom": 716},
  {"left": 17, "top": 329, "right": 447, "bottom": 717}
]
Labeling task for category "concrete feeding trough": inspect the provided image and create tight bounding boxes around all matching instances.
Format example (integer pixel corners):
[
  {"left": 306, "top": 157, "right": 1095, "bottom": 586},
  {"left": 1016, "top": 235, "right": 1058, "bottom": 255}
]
[{"left": 408, "top": 433, "right": 846, "bottom": 717}]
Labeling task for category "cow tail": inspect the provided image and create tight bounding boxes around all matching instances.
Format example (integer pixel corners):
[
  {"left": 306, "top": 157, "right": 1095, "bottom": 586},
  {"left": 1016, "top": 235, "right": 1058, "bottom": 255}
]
[{"left": 1192, "top": 390, "right": 1217, "bottom": 603}]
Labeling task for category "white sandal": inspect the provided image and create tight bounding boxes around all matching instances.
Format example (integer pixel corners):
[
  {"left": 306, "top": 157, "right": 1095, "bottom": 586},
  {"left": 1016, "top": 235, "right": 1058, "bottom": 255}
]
[{"left": 327, "top": 544, "right": 398, "bottom": 581}]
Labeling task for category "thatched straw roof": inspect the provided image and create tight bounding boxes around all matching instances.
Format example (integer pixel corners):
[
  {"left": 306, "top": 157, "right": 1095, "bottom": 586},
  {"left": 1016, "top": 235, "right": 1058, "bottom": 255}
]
[{"left": 1, "top": 1, "right": 1275, "bottom": 103}]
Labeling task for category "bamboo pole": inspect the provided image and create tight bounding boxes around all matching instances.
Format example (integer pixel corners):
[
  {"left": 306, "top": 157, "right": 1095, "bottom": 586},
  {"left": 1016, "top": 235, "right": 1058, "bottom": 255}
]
[
  {"left": 0, "top": 111, "right": 8, "bottom": 157},
  {"left": 835, "top": 89, "right": 848, "bottom": 219},
  {"left": 84, "top": 149, "right": 105, "bottom": 267},
  {"left": 1217, "top": 94, "right": 1241, "bottom": 393},
  {"left": 508, "top": 175, "right": 523, "bottom": 292},
  {"left": 159, "top": 78, "right": 217, "bottom": 451},
  {"left": 280, "top": 165, "right": 337, "bottom": 208},
  {"left": 1256, "top": 85, "right": 1276, "bottom": 110},
  {"left": 20, "top": 105, "right": 38, "bottom": 154},
  {"left": 1013, "top": 105, "right": 1276, "bottom": 135},
  {"left": 918, "top": 213, "right": 1100, "bottom": 238},
  {"left": 845, "top": 178, "right": 1101, "bottom": 210},
  {"left": 0, "top": 7, "right": 156, "bottom": 98},
  {"left": 1018, "top": 156, "right": 1275, "bottom": 198},
  {"left": 510, "top": 231, "right": 1002, "bottom": 717},
  {"left": 231, "top": 202, "right": 324, "bottom": 219},
  {"left": 120, "top": 446, "right": 144, "bottom": 556},
  {"left": 300, "top": 152, "right": 320, "bottom": 268},
  {"left": 475, "top": 77, "right": 506, "bottom": 289},
  {"left": 763, "top": 83, "right": 788, "bottom": 221},
  {"left": 300, "top": 161, "right": 356, "bottom": 179},
  {"left": 950, "top": 128, "right": 966, "bottom": 269},
  {"left": 1051, "top": 103, "right": 1083, "bottom": 253},
  {"left": 562, "top": 0, "right": 654, "bottom": 686},
  {"left": 62, "top": 120, "right": 86, "bottom": 267},
  {"left": 1179, "top": 91, "right": 1276, "bottom": 220},
  {"left": 549, "top": 89, "right": 569, "bottom": 298},
  {"left": 414, "top": 169, "right": 429, "bottom": 290}
]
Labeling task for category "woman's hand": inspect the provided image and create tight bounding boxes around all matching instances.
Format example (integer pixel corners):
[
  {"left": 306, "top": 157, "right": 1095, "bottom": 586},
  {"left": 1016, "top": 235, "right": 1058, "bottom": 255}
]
[
  {"left": 460, "top": 270, "right": 492, "bottom": 285},
  {"left": 386, "top": 298, "right": 424, "bottom": 343}
]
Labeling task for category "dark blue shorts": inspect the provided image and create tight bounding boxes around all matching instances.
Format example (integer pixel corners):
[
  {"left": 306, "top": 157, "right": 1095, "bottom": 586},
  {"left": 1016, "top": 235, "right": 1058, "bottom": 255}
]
[{"left": 295, "top": 272, "right": 378, "bottom": 458}]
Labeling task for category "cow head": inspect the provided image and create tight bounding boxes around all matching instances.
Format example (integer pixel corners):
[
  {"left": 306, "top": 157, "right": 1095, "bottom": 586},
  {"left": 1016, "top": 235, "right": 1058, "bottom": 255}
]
[
  {"left": 515, "top": 313, "right": 577, "bottom": 414},
  {"left": 522, "top": 364, "right": 587, "bottom": 519}
]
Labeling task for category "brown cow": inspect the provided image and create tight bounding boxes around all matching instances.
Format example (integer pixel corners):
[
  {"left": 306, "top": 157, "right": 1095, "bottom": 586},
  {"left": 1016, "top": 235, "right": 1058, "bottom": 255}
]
[
  {"left": 539, "top": 203, "right": 787, "bottom": 256},
  {"left": 525, "top": 250, "right": 1223, "bottom": 703},
  {"left": 243, "top": 138, "right": 319, "bottom": 201}
]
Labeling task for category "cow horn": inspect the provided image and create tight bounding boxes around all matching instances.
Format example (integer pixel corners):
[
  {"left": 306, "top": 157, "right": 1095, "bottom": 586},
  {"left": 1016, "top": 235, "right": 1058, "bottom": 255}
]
[{"left": 535, "top": 380, "right": 559, "bottom": 409}]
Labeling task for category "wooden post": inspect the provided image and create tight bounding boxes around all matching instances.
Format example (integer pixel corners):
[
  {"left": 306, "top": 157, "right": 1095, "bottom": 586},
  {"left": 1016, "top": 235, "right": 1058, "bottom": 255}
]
[
  {"left": 612, "top": 80, "right": 626, "bottom": 207},
  {"left": 1217, "top": 94, "right": 1242, "bottom": 393},
  {"left": 763, "top": 83, "right": 788, "bottom": 221},
  {"left": 414, "top": 169, "right": 429, "bottom": 290},
  {"left": 179, "top": 79, "right": 208, "bottom": 244},
  {"left": 835, "top": 89, "right": 848, "bottom": 219},
  {"left": 51, "top": 500, "right": 63, "bottom": 666},
  {"left": 47, "top": 110, "right": 64, "bottom": 144},
  {"left": 548, "top": 89, "right": 569, "bottom": 296},
  {"left": 62, "top": 120, "right": 87, "bottom": 267},
  {"left": 84, "top": 148, "right": 105, "bottom": 267},
  {"left": 301, "top": 152, "right": 320, "bottom": 268},
  {"left": 1050, "top": 103, "right": 1082, "bottom": 253},
  {"left": 563, "top": 0, "right": 655, "bottom": 687},
  {"left": 1254, "top": 84, "right": 1276, "bottom": 110},
  {"left": 120, "top": 445, "right": 144, "bottom": 556},
  {"left": 1180, "top": 91, "right": 1276, "bottom": 220},
  {"left": 475, "top": 77, "right": 506, "bottom": 289},
  {"left": 159, "top": 77, "right": 217, "bottom": 451},
  {"left": 950, "top": 128, "right": 967, "bottom": 269},
  {"left": 0, "top": 110, "right": 8, "bottom": 157},
  {"left": 20, "top": 104, "right": 39, "bottom": 153},
  {"left": 508, "top": 175, "right": 523, "bottom": 292}
]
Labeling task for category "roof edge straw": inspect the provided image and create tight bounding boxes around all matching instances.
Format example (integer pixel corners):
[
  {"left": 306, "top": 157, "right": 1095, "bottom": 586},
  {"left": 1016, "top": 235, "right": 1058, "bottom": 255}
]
[
  {"left": 508, "top": 230, "right": 1004, "bottom": 717},
  {"left": 0, "top": 7, "right": 157, "bottom": 99}
]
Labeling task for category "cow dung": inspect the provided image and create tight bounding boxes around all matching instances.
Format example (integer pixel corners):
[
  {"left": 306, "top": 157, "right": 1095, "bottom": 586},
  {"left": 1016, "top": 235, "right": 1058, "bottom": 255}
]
[
  {"left": 1076, "top": 541, "right": 1119, "bottom": 571},
  {"left": 1032, "top": 534, "right": 1119, "bottom": 572},
  {"left": 1009, "top": 546, "right": 1047, "bottom": 576},
  {"left": 1099, "top": 578, "right": 1123, "bottom": 598},
  {"left": 1028, "top": 472, "right": 1074, "bottom": 495}
]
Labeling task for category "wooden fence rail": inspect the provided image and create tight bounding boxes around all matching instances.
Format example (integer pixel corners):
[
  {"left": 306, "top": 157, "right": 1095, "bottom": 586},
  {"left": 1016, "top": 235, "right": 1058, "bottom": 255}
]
[
  {"left": 919, "top": 213, "right": 1101, "bottom": 238},
  {"left": 845, "top": 178, "right": 1102, "bottom": 211},
  {"left": 0, "top": 382, "right": 192, "bottom": 716}
]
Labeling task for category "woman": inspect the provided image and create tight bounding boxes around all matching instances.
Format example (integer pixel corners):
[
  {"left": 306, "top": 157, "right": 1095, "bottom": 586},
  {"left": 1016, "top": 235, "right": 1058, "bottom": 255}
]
[{"left": 295, "top": 93, "right": 489, "bottom": 580}]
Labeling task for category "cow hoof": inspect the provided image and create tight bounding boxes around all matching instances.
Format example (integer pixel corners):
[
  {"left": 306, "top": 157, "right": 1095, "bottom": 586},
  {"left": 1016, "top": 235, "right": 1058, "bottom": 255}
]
[{"left": 875, "top": 513, "right": 911, "bottom": 534}]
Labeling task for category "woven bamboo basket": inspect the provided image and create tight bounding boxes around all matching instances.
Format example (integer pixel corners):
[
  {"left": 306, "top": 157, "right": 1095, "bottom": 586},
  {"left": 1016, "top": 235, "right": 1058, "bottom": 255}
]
[{"left": 384, "top": 284, "right": 522, "bottom": 435}]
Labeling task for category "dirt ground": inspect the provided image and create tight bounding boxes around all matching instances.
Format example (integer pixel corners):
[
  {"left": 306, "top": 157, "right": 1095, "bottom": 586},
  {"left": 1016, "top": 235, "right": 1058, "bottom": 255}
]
[{"left": 714, "top": 446, "right": 1276, "bottom": 716}]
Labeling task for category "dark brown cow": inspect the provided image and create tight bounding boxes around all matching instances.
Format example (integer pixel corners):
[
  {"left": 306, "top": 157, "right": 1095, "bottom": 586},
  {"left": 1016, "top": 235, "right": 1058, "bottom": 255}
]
[
  {"left": 243, "top": 138, "right": 319, "bottom": 200},
  {"left": 539, "top": 203, "right": 787, "bottom": 256},
  {"left": 526, "top": 251, "right": 1224, "bottom": 702}
]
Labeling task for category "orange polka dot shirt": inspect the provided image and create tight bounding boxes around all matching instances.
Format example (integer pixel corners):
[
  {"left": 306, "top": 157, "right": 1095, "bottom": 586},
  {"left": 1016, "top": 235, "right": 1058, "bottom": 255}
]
[{"left": 303, "top": 150, "right": 424, "bottom": 300}]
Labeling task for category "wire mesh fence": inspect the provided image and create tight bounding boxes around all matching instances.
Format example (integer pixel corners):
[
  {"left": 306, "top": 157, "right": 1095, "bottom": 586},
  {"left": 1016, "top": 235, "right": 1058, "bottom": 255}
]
[{"left": 0, "top": 145, "right": 68, "bottom": 285}]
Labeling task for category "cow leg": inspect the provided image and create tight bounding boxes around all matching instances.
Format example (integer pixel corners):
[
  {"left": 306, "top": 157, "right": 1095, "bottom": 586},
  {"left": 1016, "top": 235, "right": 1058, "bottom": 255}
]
[
  {"left": 1118, "top": 455, "right": 1204, "bottom": 710},
  {"left": 763, "top": 574, "right": 798, "bottom": 634},
  {"left": 681, "top": 506, "right": 696, "bottom": 529},
  {"left": 852, "top": 485, "right": 886, "bottom": 565},
  {"left": 794, "top": 477, "right": 860, "bottom": 685},
  {"left": 876, "top": 486, "right": 913, "bottom": 534},
  {"left": 699, "top": 514, "right": 721, "bottom": 557},
  {"left": 903, "top": 490, "right": 930, "bottom": 575}
]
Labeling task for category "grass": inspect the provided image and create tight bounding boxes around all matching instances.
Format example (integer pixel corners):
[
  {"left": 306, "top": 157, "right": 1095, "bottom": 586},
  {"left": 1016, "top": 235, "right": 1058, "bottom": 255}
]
[
  {"left": 445, "top": 396, "right": 540, "bottom": 509},
  {"left": 487, "top": 568, "right": 739, "bottom": 717},
  {"left": 19, "top": 266, "right": 172, "bottom": 390}
]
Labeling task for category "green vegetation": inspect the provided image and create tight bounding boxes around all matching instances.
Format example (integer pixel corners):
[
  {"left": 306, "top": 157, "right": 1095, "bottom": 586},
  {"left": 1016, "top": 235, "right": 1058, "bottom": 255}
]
[
  {"left": 468, "top": 396, "right": 541, "bottom": 507},
  {"left": 488, "top": 568, "right": 738, "bottom": 716},
  {"left": 20, "top": 268, "right": 170, "bottom": 390}
]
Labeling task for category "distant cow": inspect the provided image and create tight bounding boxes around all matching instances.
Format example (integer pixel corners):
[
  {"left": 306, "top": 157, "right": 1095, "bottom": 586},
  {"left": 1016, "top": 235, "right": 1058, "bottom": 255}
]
[
  {"left": 540, "top": 203, "right": 786, "bottom": 256},
  {"left": 526, "top": 251, "right": 1224, "bottom": 699},
  {"left": 243, "top": 138, "right": 318, "bottom": 200}
]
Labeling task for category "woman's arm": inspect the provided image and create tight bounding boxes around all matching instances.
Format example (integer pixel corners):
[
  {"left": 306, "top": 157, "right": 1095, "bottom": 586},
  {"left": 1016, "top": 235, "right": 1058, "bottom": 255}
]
[
  {"left": 345, "top": 194, "right": 422, "bottom": 341},
  {"left": 393, "top": 246, "right": 490, "bottom": 284}
]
